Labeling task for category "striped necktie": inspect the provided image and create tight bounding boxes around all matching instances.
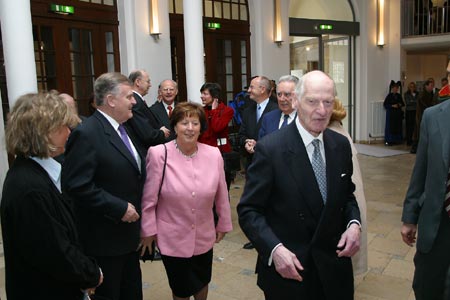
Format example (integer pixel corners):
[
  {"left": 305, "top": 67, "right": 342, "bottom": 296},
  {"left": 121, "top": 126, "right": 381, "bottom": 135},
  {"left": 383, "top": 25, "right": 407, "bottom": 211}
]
[
  {"left": 445, "top": 169, "right": 450, "bottom": 217},
  {"left": 311, "top": 139, "right": 327, "bottom": 203}
]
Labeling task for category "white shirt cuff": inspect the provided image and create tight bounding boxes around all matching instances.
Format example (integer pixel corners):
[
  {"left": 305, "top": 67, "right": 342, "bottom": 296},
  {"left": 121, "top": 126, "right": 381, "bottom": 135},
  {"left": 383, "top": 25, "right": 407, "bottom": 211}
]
[
  {"left": 347, "top": 219, "right": 362, "bottom": 230},
  {"left": 268, "top": 243, "right": 283, "bottom": 266}
]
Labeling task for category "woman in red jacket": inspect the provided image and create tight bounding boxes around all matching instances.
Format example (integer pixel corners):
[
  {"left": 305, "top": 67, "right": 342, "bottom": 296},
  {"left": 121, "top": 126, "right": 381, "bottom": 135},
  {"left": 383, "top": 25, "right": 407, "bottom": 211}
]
[{"left": 198, "top": 82, "right": 235, "bottom": 189}]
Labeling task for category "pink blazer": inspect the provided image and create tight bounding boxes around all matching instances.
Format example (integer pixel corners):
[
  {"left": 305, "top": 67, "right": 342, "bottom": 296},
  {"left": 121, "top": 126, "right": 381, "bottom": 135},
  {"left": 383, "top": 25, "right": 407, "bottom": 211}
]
[{"left": 140, "top": 141, "right": 232, "bottom": 257}]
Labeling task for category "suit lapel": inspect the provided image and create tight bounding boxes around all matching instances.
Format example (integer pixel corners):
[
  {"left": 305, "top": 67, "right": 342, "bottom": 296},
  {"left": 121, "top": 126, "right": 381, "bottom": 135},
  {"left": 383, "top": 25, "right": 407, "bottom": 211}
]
[
  {"left": 438, "top": 102, "right": 450, "bottom": 169},
  {"left": 285, "top": 124, "right": 324, "bottom": 220},
  {"left": 94, "top": 111, "right": 141, "bottom": 172},
  {"left": 323, "top": 129, "right": 338, "bottom": 207}
]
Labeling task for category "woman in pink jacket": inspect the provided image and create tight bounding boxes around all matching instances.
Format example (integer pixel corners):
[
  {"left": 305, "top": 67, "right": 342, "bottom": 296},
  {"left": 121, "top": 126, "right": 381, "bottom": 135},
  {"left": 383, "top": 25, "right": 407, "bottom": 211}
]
[{"left": 140, "top": 102, "right": 232, "bottom": 300}]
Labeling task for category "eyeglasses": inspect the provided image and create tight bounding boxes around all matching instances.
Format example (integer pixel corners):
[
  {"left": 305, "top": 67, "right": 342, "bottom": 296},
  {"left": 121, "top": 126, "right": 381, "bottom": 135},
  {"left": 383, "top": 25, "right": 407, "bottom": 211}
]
[
  {"left": 276, "top": 92, "right": 292, "bottom": 98},
  {"left": 162, "top": 88, "right": 176, "bottom": 92}
]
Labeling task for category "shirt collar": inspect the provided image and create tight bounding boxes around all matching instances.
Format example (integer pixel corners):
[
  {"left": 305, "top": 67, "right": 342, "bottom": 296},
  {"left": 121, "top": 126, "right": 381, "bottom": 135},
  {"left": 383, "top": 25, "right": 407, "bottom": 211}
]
[
  {"left": 97, "top": 109, "right": 120, "bottom": 131},
  {"left": 31, "top": 157, "right": 62, "bottom": 192},
  {"left": 257, "top": 98, "right": 270, "bottom": 111}
]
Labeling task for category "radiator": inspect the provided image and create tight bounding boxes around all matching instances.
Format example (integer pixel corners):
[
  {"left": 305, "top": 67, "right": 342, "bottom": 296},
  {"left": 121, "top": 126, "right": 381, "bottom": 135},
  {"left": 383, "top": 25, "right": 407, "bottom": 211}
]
[{"left": 368, "top": 101, "right": 385, "bottom": 144}]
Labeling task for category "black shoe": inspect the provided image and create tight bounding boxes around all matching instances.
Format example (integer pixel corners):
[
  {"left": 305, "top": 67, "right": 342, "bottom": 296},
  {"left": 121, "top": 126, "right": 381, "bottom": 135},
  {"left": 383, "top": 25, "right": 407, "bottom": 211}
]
[
  {"left": 243, "top": 242, "right": 254, "bottom": 250},
  {"left": 153, "top": 250, "right": 162, "bottom": 261},
  {"left": 410, "top": 148, "right": 416, "bottom": 154}
]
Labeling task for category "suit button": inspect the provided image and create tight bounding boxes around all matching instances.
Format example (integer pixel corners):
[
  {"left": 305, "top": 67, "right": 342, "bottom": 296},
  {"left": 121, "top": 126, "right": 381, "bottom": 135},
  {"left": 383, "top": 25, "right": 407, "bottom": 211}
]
[
  {"left": 191, "top": 224, "right": 195, "bottom": 229},
  {"left": 191, "top": 208, "right": 195, "bottom": 213},
  {"left": 192, "top": 192, "right": 195, "bottom": 197},
  {"left": 299, "top": 213, "right": 305, "bottom": 220}
]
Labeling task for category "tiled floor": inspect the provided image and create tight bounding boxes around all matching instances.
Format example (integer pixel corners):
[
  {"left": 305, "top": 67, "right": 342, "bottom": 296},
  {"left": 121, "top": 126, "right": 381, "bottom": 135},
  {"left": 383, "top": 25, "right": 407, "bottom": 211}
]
[{"left": 0, "top": 143, "right": 418, "bottom": 299}]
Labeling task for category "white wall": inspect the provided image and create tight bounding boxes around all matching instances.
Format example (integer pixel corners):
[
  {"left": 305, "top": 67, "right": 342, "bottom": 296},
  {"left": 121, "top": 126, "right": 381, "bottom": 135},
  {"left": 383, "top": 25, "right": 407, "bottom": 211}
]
[
  {"left": 0, "top": 91, "right": 9, "bottom": 200},
  {"left": 118, "top": 0, "right": 172, "bottom": 105},
  {"left": 248, "top": 0, "right": 290, "bottom": 80}
]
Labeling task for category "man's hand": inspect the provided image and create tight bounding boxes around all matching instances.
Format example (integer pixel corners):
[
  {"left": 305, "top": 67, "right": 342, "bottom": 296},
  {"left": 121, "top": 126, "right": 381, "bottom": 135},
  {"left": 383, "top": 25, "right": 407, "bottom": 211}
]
[
  {"left": 336, "top": 223, "right": 360, "bottom": 257},
  {"left": 401, "top": 223, "right": 417, "bottom": 247},
  {"left": 160, "top": 126, "right": 170, "bottom": 138},
  {"left": 245, "top": 139, "right": 256, "bottom": 154},
  {"left": 121, "top": 203, "right": 140, "bottom": 223},
  {"left": 273, "top": 245, "right": 304, "bottom": 282}
]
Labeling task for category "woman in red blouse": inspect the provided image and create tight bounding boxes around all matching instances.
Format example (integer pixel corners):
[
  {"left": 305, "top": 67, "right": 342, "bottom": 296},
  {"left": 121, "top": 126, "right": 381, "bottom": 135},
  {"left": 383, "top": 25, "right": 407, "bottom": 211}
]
[{"left": 198, "top": 82, "right": 235, "bottom": 189}]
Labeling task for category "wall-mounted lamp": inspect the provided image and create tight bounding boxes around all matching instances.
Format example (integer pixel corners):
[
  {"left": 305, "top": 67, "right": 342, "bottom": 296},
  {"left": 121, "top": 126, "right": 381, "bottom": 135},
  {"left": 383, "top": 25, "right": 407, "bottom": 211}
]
[
  {"left": 377, "top": 0, "right": 385, "bottom": 47},
  {"left": 149, "top": 0, "right": 161, "bottom": 40},
  {"left": 274, "top": 0, "right": 283, "bottom": 47}
]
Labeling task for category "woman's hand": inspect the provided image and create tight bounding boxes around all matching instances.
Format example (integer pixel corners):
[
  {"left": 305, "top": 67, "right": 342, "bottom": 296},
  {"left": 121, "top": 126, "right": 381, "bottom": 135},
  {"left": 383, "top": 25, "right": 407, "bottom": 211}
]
[
  {"left": 140, "top": 236, "right": 156, "bottom": 257},
  {"left": 212, "top": 98, "right": 219, "bottom": 110},
  {"left": 216, "top": 231, "right": 226, "bottom": 243}
]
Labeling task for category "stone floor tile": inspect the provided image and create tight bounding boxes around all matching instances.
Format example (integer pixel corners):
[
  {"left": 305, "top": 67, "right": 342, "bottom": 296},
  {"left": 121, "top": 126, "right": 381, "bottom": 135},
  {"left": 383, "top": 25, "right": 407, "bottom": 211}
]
[
  {"left": 383, "top": 258, "right": 415, "bottom": 281},
  {"left": 356, "top": 272, "right": 412, "bottom": 300}
]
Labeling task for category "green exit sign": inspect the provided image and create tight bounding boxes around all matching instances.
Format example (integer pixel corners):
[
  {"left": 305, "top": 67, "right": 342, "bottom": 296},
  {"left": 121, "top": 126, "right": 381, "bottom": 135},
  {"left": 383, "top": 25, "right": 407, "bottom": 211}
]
[
  {"left": 206, "top": 22, "right": 221, "bottom": 30},
  {"left": 319, "top": 24, "right": 333, "bottom": 30},
  {"left": 50, "top": 4, "right": 75, "bottom": 15}
]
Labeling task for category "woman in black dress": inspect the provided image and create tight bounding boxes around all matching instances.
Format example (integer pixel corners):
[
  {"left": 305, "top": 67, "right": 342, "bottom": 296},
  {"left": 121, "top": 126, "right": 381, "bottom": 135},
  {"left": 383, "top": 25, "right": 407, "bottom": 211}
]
[
  {"left": 384, "top": 81, "right": 405, "bottom": 145},
  {"left": 1, "top": 92, "right": 102, "bottom": 300}
]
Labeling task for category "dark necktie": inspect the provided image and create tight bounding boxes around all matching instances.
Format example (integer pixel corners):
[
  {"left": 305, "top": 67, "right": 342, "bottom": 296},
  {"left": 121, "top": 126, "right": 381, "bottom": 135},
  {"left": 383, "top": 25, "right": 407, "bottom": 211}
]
[
  {"left": 168, "top": 105, "right": 173, "bottom": 118},
  {"left": 311, "top": 139, "right": 327, "bottom": 203},
  {"left": 118, "top": 124, "right": 134, "bottom": 156},
  {"left": 281, "top": 114, "right": 289, "bottom": 128},
  {"left": 445, "top": 170, "right": 450, "bottom": 217}
]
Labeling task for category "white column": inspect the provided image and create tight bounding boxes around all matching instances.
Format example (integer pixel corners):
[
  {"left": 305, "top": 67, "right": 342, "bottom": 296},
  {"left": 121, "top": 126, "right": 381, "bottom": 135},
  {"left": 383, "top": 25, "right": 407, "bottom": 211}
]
[
  {"left": 183, "top": 0, "right": 204, "bottom": 104},
  {"left": 0, "top": 0, "right": 37, "bottom": 108}
]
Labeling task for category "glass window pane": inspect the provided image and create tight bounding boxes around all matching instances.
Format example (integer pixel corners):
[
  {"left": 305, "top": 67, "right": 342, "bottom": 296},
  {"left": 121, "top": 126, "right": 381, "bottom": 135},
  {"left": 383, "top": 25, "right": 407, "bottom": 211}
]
[
  {"left": 241, "top": 58, "right": 246, "bottom": 73},
  {"left": 225, "top": 57, "right": 232, "bottom": 73},
  {"left": 69, "top": 29, "right": 80, "bottom": 51},
  {"left": 224, "top": 40, "right": 231, "bottom": 56},
  {"left": 41, "top": 27, "right": 54, "bottom": 51},
  {"left": 232, "top": 3, "right": 239, "bottom": 20},
  {"left": 227, "top": 92, "right": 234, "bottom": 104},
  {"left": 105, "top": 32, "right": 114, "bottom": 52},
  {"left": 107, "top": 54, "right": 115, "bottom": 72},
  {"left": 205, "top": 0, "right": 213, "bottom": 17},
  {"left": 223, "top": 3, "right": 231, "bottom": 19},
  {"left": 104, "top": 0, "right": 114, "bottom": 5},
  {"left": 175, "top": 0, "right": 183, "bottom": 14},
  {"left": 242, "top": 75, "right": 247, "bottom": 89},
  {"left": 214, "top": 2, "right": 222, "bottom": 18},
  {"left": 226, "top": 75, "right": 233, "bottom": 90},
  {"left": 240, "top": 4, "right": 247, "bottom": 20},
  {"left": 92, "top": 0, "right": 101, "bottom": 4},
  {"left": 169, "top": 0, "right": 174, "bottom": 13},
  {"left": 240, "top": 40, "right": 246, "bottom": 56}
]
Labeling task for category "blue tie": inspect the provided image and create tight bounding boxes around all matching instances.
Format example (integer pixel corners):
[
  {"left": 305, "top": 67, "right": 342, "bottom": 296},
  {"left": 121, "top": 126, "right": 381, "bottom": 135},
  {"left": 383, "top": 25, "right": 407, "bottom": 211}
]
[
  {"left": 256, "top": 105, "right": 262, "bottom": 122},
  {"left": 311, "top": 139, "right": 327, "bottom": 203},
  {"left": 281, "top": 114, "right": 289, "bottom": 128}
]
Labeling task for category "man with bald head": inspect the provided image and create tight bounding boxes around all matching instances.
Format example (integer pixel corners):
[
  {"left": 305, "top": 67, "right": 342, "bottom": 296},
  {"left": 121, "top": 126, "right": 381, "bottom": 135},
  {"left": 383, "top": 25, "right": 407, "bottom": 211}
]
[
  {"left": 149, "top": 79, "right": 178, "bottom": 141},
  {"left": 126, "top": 70, "right": 170, "bottom": 151},
  {"left": 238, "top": 71, "right": 361, "bottom": 300}
]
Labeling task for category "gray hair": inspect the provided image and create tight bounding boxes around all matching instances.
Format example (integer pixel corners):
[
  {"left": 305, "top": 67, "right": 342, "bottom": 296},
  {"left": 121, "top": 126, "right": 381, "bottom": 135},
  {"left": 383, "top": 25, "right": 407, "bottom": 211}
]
[
  {"left": 277, "top": 75, "right": 299, "bottom": 92},
  {"left": 94, "top": 72, "right": 131, "bottom": 106},
  {"left": 128, "top": 70, "right": 145, "bottom": 84}
]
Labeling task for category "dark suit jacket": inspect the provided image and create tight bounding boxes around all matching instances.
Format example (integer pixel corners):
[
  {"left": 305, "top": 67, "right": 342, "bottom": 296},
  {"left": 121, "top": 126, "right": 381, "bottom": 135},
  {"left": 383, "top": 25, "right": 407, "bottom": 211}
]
[
  {"left": 1, "top": 157, "right": 100, "bottom": 300},
  {"left": 149, "top": 101, "right": 176, "bottom": 141},
  {"left": 125, "top": 92, "right": 166, "bottom": 152},
  {"left": 238, "top": 100, "right": 278, "bottom": 146},
  {"left": 62, "top": 110, "right": 146, "bottom": 257},
  {"left": 402, "top": 100, "right": 450, "bottom": 253},
  {"left": 237, "top": 123, "right": 360, "bottom": 299},
  {"left": 259, "top": 108, "right": 282, "bottom": 139}
]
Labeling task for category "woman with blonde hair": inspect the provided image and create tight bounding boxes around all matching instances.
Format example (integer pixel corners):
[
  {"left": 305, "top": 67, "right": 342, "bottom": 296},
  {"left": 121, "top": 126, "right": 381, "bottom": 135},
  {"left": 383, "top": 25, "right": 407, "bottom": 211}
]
[
  {"left": 1, "top": 92, "right": 103, "bottom": 300},
  {"left": 328, "top": 98, "right": 368, "bottom": 275}
]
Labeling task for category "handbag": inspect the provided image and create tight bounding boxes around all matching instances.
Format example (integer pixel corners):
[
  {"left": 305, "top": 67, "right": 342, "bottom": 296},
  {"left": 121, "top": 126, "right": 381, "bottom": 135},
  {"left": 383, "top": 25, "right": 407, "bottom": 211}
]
[{"left": 140, "top": 144, "right": 167, "bottom": 262}]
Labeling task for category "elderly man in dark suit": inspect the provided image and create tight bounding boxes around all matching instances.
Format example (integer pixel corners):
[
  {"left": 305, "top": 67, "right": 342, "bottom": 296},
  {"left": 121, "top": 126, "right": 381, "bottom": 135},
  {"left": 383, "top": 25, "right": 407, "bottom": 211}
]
[
  {"left": 259, "top": 75, "right": 298, "bottom": 139},
  {"left": 63, "top": 72, "right": 146, "bottom": 300},
  {"left": 125, "top": 70, "right": 170, "bottom": 151},
  {"left": 401, "top": 72, "right": 450, "bottom": 300},
  {"left": 238, "top": 70, "right": 361, "bottom": 300},
  {"left": 149, "top": 79, "right": 178, "bottom": 142}
]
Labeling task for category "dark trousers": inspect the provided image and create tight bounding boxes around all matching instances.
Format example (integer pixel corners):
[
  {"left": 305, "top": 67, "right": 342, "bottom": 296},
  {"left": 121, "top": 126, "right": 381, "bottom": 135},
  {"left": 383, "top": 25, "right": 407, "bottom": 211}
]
[
  {"left": 413, "top": 209, "right": 450, "bottom": 300},
  {"left": 92, "top": 251, "right": 142, "bottom": 300},
  {"left": 405, "top": 110, "right": 416, "bottom": 145}
]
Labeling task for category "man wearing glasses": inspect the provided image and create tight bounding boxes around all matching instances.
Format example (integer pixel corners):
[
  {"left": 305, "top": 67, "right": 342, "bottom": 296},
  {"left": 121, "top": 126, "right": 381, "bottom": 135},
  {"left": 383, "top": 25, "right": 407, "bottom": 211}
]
[{"left": 259, "top": 75, "right": 298, "bottom": 139}]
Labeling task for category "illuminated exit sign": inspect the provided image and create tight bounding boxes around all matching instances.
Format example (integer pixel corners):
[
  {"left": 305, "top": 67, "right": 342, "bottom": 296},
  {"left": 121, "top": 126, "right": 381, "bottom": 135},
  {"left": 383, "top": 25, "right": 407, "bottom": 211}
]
[
  {"left": 319, "top": 24, "right": 333, "bottom": 30},
  {"left": 50, "top": 4, "right": 75, "bottom": 15},
  {"left": 206, "top": 22, "right": 221, "bottom": 30}
]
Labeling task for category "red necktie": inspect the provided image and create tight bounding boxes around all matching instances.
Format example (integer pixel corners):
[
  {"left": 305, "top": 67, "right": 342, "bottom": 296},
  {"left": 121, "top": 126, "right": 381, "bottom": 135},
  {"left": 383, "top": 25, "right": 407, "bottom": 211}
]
[
  {"left": 445, "top": 170, "right": 450, "bottom": 217},
  {"left": 168, "top": 105, "right": 173, "bottom": 118}
]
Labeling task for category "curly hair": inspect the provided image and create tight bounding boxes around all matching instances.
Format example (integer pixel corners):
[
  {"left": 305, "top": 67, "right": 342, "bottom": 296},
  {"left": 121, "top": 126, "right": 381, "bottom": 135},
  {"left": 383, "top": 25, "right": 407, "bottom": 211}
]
[
  {"left": 5, "top": 91, "right": 79, "bottom": 158},
  {"left": 329, "top": 98, "right": 347, "bottom": 123}
]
